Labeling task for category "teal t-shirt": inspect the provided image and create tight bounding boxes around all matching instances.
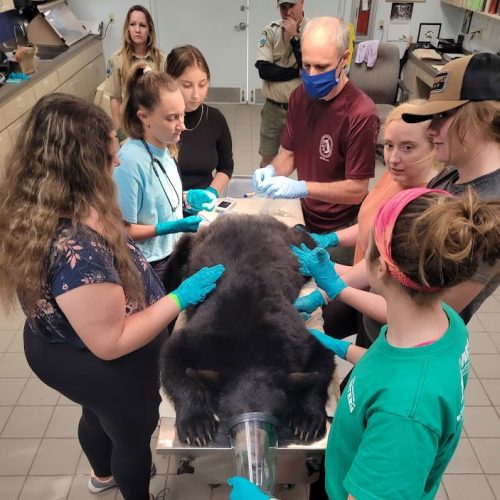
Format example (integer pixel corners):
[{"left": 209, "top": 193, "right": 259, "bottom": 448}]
[
  {"left": 326, "top": 304, "right": 470, "bottom": 500},
  {"left": 114, "top": 139, "right": 183, "bottom": 262}
]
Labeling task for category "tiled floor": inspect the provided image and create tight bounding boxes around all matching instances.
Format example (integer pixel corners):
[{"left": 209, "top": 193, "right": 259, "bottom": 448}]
[{"left": 1, "top": 103, "right": 499, "bottom": 499}]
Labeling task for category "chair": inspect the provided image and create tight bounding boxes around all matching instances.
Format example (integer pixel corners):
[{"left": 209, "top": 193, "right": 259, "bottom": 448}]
[{"left": 349, "top": 42, "right": 409, "bottom": 153}]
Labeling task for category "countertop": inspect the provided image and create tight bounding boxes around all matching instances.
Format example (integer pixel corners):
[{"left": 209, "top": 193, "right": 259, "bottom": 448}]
[{"left": 0, "top": 35, "right": 101, "bottom": 104}]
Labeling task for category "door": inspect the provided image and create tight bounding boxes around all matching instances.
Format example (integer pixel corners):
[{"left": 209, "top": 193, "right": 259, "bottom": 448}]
[
  {"left": 157, "top": 0, "right": 249, "bottom": 102},
  {"left": 155, "top": 0, "right": 342, "bottom": 103}
]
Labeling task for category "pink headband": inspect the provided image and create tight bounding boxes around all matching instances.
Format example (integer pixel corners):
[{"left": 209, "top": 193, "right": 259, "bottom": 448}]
[{"left": 373, "top": 188, "right": 452, "bottom": 292}]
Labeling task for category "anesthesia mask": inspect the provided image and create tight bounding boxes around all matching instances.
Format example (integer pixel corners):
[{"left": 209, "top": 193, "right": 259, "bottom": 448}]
[{"left": 228, "top": 412, "right": 279, "bottom": 496}]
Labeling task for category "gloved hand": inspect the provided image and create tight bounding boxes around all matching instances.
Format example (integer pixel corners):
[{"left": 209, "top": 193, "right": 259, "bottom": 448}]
[
  {"left": 155, "top": 216, "right": 202, "bottom": 236},
  {"left": 308, "top": 329, "right": 352, "bottom": 360},
  {"left": 300, "top": 312, "right": 311, "bottom": 321},
  {"left": 252, "top": 164, "right": 275, "bottom": 194},
  {"left": 294, "top": 289, "right": 327, "bottom": 314},
  {"left": 290, "top": 245, "right": 347, "bottom": 300},
  {"left": 185, "top": 189, "right": 217, "bottom": 214},
  {"left": 260, "top": 176, "right": 308, "bottom": 199},
  {"left": 168, "top": 264, "right": 225, "bottom": 310},
  {"left": 310, "top": 231, "right": 339, "bottom": 249},
  {"left": 227, "top": 476, "right": 271, "bottom": 500}
]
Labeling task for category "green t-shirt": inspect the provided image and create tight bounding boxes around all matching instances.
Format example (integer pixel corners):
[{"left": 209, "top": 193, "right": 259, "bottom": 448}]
[{"left": 325, "top": 304, "right": 470, "bottom": 500}]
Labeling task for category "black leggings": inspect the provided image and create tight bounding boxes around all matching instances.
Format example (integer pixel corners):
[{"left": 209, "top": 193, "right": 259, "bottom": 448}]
[{"left": 24, "top": 324, "right": 163, "bottom": 500}]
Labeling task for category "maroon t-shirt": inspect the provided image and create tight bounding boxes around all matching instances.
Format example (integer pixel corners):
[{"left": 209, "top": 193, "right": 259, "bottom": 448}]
[{"left": 281, "top": 81, "right": 379, "bottom": 232}]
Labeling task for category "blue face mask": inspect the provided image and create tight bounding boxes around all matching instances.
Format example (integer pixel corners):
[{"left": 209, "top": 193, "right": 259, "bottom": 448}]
[{"left": 301, "top": 58, "right": 343, "bottom": 99}]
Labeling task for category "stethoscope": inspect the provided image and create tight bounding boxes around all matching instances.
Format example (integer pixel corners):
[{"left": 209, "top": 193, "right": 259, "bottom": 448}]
[{"left": 141, "top": 139, "right": 181, "bottom": 213}]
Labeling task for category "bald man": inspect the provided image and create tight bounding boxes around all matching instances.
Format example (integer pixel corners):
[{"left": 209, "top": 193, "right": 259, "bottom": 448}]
[{"left": 253, "top": 17, "right": 379, "bottom": 265}]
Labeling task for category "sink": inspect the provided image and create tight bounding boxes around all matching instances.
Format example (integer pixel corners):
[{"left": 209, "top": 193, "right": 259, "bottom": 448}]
[{"left": 35, "top": 45, "right": 69, "bottom": 60}]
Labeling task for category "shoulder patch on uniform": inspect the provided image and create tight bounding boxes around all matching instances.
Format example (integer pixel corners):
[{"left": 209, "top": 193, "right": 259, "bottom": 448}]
[
  {"left": 106, "top": 60, "right": 113, "bottom": 78},
  {"left": 259, "top": 33, "right": 267, "bottom": 47}
]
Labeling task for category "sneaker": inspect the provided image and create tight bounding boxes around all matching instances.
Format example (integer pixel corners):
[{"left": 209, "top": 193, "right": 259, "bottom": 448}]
[
  {"left": 88, "top": 475, "right": 116, "bottom": 494},
  {"left": 88, "top": 462, "right": 156, "bottom": 494}
]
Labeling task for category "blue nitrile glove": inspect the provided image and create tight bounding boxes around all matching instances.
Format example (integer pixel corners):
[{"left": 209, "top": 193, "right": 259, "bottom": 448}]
[
  {"left": 294, "top": 289, "right": 327, "bottom": 314},
  {"left": 168, "top": 264, "right": 225, "bottom": 310},
  {"left": 185, "top": 189, "right": 217, "bottom": 214},
  {"left": 253, "top": 164, "right": 276, "bottom": 194},
  {"left": 310, "top": 231, "right": 339, "bottom": 249},
  {"left": 290, "top": 245, "right": 347, "bottom": 300},
  {"left": 260, "top": 176, "right": 308, "bottom": 199},
  {"left": 308, "top": 329, "right": 352, "bottom": 360},
  {"left": 155, "top": 216, "right": 202, "bottom": 236},
  {"left": 228, "top": 476, "right": 271, "bottom": 500}
]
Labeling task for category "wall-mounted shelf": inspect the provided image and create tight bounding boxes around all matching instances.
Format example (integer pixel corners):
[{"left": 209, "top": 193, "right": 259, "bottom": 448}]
[{"left": 441, "top": 0, "right": 500, "bottom": 22}]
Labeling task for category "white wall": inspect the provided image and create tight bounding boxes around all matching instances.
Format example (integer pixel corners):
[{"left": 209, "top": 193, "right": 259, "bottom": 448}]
[
  {"left": 371, "top": 0, "right": 464, "bottom": 55},
  {"left": 462, "top": 10, "right": 500, "bottom": 54},
  {"left": 371, "top": 0, "right": 499, "bottom": 56},
  {"left": 67, "top": 0, "right": 153, "bottom": 62},
  {"left": 67, "top": 0, "right": 499, "bottom": 67}
]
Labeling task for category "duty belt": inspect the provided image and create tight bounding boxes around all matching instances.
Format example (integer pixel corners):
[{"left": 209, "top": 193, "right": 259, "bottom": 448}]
[{"left": 267, "top": 98, "right": 288, "bottom": 110}]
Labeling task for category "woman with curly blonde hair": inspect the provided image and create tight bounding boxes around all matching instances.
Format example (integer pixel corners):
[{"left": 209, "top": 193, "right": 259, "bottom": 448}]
[
  {"left": 0, "top": 93, "right": 224, "bottom": 499},
  {"left": 104, "top": 5, "right": 166, "bottom": 139}
]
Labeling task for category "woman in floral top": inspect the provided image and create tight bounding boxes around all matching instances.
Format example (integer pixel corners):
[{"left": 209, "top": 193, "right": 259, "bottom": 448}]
[{"left": 0, "top": 93, "right": 224, "bottom": 500}]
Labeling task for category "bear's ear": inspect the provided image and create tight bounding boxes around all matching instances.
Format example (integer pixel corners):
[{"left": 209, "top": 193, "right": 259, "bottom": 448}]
[
  {"left": 288, "top": 371, "right": 320, "bottom": 388},
  {"left": 186, "top": 368, "right": 220, "bottom": 386}
]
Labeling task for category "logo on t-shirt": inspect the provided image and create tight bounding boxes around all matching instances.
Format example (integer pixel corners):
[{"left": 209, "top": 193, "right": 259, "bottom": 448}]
[
  {"left": 457, "top": 338, "right": 470, "bottom": 423},
  {"left": 347, "top": 375, "right": 356, "bottom": 413},
  {"left": 319, "top": 134, "right": 333, "bottom": 161}
]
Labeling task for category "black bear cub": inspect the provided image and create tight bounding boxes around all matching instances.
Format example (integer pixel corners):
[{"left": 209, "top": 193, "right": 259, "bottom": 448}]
[{"left": 161, "top": 214, "right": 335, "bottom": 446}]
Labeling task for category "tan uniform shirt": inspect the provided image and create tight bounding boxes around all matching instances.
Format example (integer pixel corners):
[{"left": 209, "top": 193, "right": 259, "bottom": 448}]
[
  {"left": 104, "top": 49, "right": 167, "bottom": 100},
  {"left": 256, "top": 15, "right": 309, "bottom": 104}
]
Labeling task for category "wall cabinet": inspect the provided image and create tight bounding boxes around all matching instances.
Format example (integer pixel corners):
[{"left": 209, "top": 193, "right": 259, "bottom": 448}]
[{"left": 0, "top": 38, "right": 104, "bottom": 173}]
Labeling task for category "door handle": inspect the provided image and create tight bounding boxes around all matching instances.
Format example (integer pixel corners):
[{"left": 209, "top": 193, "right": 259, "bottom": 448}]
[{"left": 234, "top": 22, "right": 248, "bottom": 31}]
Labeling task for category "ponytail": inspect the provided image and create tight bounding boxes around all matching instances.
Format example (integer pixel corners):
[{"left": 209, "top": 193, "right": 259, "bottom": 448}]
[{"left": 121, "top": 62, "right": 180, "bottom": 158}]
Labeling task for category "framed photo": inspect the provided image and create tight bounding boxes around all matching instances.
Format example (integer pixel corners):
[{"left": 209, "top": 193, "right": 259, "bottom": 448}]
[
  {"left": 390, "top": 2, "right": 414, "bottom": 23},
  {"left": 461, "top": 10, "right": 473, "bottom": 34},
  {"left": 417, "top": 23, "right": 441, "bottom": 44}
]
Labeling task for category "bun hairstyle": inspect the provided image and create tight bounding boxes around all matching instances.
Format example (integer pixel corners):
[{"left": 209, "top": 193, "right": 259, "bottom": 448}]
[
  {"left": 369, "top": 189, "right": 500, "bottom": 300},
  {"left": 122, "top": 62, "right": 180, "bottom": 157}
]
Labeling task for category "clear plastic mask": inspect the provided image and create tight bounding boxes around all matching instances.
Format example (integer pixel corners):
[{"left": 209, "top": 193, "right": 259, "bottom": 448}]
[{"left": 228, "top": 412, "right": 279, "bottom": 495}]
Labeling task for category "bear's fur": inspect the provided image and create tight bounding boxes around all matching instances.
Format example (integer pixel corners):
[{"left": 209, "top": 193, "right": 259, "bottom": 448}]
[{"left": 161, "top": 214, "right": 335, "bottom": 446}]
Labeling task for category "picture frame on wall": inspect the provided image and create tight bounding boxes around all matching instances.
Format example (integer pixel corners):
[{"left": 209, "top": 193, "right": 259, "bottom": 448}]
[
  {"left": 417, "top": 23, "right": 442, "bottom": 43},
  {"left": 390, "top": 2, "right": 414, "bottom": 22},
  {"left": 461, "top": 10, "right": 473, "bottom": 34}
]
